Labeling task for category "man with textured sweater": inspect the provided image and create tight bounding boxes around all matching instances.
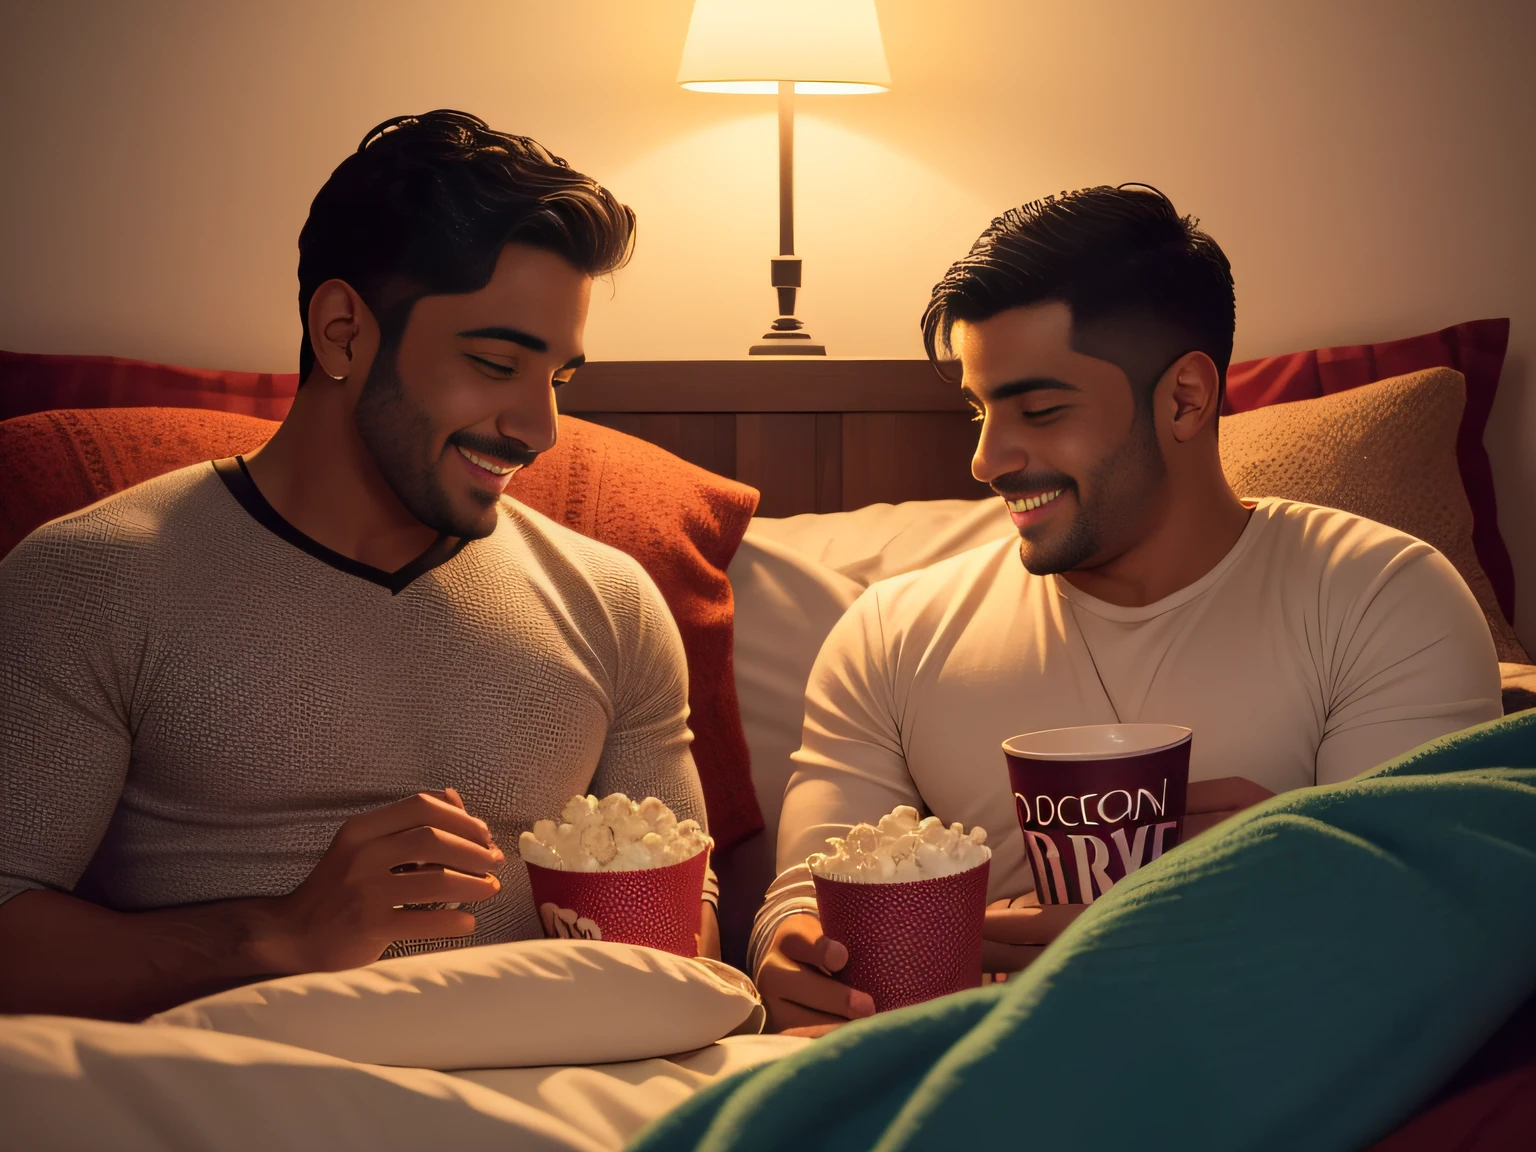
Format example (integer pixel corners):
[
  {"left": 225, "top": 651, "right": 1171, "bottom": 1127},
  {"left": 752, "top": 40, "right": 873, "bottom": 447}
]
[{"left": 0, "top": 110, "right": 715, "bottom": 1020}]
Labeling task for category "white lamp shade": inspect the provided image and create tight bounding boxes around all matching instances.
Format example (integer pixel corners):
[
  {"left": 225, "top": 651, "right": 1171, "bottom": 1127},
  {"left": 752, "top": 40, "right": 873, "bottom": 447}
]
[{"left": 677, "top": 0, "right": 891, "bottom": 94}]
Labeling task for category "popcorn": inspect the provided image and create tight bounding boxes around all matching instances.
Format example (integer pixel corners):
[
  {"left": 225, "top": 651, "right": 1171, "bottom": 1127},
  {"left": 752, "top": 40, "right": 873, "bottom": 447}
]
[
  {"left": 518, "top": 793, "right": 712, "bottom": 872},
  {"left": 807, "top": 806, "right": 990, "bottom": 883}
]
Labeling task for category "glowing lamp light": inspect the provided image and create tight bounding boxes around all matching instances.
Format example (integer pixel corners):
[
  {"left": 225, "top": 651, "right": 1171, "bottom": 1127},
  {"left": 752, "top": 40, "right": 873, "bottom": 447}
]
[{"left": 677, "top": 0, "right": 891, "bottom": 355}]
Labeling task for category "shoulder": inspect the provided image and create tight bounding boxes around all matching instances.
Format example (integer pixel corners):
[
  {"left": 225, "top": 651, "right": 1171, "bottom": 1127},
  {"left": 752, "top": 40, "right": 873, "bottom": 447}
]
[
  {"left": 1, "top": 463, "right": 223, "bottom": 581},
  {"left": 1247, "top": 498, "right": 1484, "bottom": 632},
  {"left": 489, "top": 496, "right": 665, "bottom": 610},
  {"left": 824, "top": 535, "right": 1022, "bottom": 655},
  {"left": 1248, "top": 498, "right": 1455, "bottom": 587},
  {"left": 865, "top": 535, "right": 1022, "bottom": 616}
]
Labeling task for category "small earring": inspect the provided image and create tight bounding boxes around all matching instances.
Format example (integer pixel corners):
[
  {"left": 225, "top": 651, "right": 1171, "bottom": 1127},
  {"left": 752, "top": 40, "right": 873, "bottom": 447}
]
[{"left": 325, "top": 369, "right": 347, "bottom": 382}]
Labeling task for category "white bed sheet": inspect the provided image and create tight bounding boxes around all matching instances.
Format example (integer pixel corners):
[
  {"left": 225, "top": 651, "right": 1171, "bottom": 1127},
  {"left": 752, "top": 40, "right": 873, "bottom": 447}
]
[{"left": 1, "top": 1013, "right": 808, "bottom": 1152}]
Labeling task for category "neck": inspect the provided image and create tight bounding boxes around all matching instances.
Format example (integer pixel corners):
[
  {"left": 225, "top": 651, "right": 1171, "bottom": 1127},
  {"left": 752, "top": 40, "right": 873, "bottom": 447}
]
[
  {"left": 242, "top": 381, "right": 442, "bottom": 572},
  {"left": 1058, "top": 462, "right": 1251, "bottom": 608}
]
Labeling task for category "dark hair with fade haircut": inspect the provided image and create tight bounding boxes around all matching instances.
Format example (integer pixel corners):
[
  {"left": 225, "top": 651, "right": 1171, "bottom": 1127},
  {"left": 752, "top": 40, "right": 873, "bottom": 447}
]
[
  {"left": 920, "top": 184, "right": 1235, "bottom": 407},
  {"left": 296, "top": 109, "right": 636, "bottom": 381}
]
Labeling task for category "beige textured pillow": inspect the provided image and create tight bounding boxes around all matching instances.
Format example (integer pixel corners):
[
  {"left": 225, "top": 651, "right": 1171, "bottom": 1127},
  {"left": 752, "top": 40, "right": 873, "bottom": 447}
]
[
  {"left": 1, "top": 1015, "right": 593, "bottom": 1151},
  {"left": 1219, "top": 368, "right": 1527, "bottom": 663},
  {"left": 149, "top": 938, "right": 763, "bottom": 1070}
]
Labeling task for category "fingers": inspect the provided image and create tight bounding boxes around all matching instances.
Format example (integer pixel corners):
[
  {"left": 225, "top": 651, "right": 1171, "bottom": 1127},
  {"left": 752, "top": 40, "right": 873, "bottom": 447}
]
[
  {"left": 982, "top": 904, "right": 1082, "bottom": 946},
  {"left": 982, "top": 939, "right": 1046, "bottom": 973},
  {"left": 387, "top": 868, "right": 501, "bottom": 907},
  {"left": 778, "top": 929, "right": 848, "bottom": 975},
  {"left": 386, "top": 907, "right": 477, "bottom": 942},
  {"left": 759, "top": 956, "right": 874, "bottom": 1022},
  {"left": 356, "top": 824, "right": 504, "bottom": 877},
  {"left": 339, "top": 792, "right": 496, "bottom": 850}
]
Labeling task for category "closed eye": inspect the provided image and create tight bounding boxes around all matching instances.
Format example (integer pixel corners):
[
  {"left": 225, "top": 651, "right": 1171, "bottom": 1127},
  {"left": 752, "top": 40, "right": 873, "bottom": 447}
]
[
  {"left": 1023, "top": 405, "right": 1069, "bottom": 420},
  {"left": 466, "top": 353, "right": 516, "bottom": 377},
  {"left": 967, "top": 404, "right": 985, "bottom": 424}
]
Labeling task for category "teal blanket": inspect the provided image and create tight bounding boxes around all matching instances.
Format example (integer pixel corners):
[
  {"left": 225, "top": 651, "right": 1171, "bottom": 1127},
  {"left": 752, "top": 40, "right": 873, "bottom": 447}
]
[{"left": 633, "top": 712, "right": 1536, "bottom": 1152}]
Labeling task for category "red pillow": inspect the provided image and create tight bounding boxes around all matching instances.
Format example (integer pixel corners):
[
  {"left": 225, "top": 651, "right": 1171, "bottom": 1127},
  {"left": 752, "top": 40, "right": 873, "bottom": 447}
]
[
  {"left": 1225, "top": 318, "right": 1514, "bottom": 622},
  {"left": 0, "top": 406, "right": 763, "bottom": 851},
  {"left": 0, "top": 349, "right": 299, "bottom": 421}
]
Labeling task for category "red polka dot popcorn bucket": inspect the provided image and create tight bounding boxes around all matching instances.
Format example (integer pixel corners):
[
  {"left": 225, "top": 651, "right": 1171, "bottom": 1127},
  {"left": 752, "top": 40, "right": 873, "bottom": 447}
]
[
  {"left": 519, "top": 794, "right": 712, "bottom": 957},
  {"left": 809, "top": 808, "right": 991, "bottom": 1013}
]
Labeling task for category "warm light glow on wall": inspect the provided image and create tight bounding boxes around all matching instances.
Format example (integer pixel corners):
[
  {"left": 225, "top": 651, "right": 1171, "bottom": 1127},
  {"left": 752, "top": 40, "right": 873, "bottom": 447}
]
[{"left": 677, "top": 0, "right": 890, "bottom": 93}]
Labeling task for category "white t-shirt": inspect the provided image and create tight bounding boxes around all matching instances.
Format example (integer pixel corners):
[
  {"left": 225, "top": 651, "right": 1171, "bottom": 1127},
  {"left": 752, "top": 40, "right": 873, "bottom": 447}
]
[{"left": 749, "top": 498, "right": 1501, "bottom": 969}]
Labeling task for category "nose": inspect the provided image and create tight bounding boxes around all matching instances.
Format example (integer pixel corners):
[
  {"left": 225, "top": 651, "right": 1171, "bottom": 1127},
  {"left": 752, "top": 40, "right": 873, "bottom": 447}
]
[
  {"left": 971, "top": 410, "right": 1025, "bottom": 486},
  {"left": 498, "top": 375, "right": 559, "bottom": 456}
]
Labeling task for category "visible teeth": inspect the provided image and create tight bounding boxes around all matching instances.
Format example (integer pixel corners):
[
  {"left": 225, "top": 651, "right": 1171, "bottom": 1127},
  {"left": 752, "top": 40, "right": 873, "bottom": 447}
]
[
  {"left": 1005, "top": 489, "right": 1064, "bottom": 513},
  {"left": 456, "top": 445, "right": 517, "bottom": 476}
]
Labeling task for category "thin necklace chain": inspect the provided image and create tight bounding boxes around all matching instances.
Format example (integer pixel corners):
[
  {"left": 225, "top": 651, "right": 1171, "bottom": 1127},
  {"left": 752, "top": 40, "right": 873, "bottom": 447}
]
[{"left": 1066, "top": 596, "right": 1123, "bottom": 724}]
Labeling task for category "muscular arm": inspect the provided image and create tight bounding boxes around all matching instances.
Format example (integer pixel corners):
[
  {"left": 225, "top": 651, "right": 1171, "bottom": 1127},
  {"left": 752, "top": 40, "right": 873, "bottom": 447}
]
[
  {"left": 0, "top": 790, "right": 502, "bottom": 1021},
  {"left": 749, "top": 588, "right": 924, "bottom": 972},
  {"left": 0, "top": 888, "right": 286, "bottom": 1021},
  {"left": 587, "top": 563, "right": 717, "bottom": 954},
  {"left": 1316, "top": 546, "right": 1502, "bottom": 785}
]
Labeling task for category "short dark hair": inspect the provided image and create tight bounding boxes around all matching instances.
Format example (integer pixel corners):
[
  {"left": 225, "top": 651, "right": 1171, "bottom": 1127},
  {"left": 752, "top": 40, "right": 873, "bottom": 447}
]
[
  {"left": 921, "top": 185, "right": 1235, "bottom": 400},
  {"left": 296, "top": 110, "right": 636, "bottom": 380}
]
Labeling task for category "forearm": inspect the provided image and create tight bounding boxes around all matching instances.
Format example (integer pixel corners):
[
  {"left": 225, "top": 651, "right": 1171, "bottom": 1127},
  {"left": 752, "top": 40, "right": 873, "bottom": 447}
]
[
  {"left": 0, "top": 888, "right": 291, "bottom": 1021},
  {"left": 747, "top": 864, "right": 820, "bottom": 977}
]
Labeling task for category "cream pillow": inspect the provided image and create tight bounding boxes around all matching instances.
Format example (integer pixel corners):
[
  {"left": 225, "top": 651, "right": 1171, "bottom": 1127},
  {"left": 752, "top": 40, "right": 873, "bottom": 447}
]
[
  {"left": 1, "top": 1015, "right": 593, "bottom": 1152},
  {"left": 1219, "top": 367, "right": 1527, "bottom": 663},
  {"left": 150, "top": 939, "right": 763, "bottom": 1070}
]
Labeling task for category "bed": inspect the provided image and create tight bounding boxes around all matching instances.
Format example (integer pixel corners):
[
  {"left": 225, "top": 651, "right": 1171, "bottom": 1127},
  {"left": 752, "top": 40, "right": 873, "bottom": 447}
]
[{"left": 1, "top": 326, "right": 1533, "bottom": 1150}]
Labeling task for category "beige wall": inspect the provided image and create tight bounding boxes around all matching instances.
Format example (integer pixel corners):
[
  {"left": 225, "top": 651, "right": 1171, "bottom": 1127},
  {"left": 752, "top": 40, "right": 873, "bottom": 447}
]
[{"left": 2, "top": 0, "right": 1532, "bottom": 649}]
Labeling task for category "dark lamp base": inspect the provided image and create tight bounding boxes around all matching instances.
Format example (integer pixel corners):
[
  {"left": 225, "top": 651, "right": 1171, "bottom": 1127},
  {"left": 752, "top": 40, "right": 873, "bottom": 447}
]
[{"left": 749, "top": 328, "right": 826, "bottom": 357}]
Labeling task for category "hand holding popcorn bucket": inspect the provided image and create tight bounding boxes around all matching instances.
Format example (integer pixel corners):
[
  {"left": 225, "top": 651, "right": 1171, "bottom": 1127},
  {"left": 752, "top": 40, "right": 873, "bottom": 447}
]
[
  {"left": 518, "top": 794, "right": 712, "bottom": 957},
  {"left": 809, "top": 807, "right": 991, "bottom": 1013},
  {"left": 1004, "top": 724, "right": 1192, "bottom": 905}
]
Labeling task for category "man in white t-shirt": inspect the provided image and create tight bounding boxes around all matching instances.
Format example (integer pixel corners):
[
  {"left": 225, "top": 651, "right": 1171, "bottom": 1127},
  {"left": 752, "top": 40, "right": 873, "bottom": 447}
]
[{"left": 753, "top": 185, "right": 1502, "bottom": 1032}]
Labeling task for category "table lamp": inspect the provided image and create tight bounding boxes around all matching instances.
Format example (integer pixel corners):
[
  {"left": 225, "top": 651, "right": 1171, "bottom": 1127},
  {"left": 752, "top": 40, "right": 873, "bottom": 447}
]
[{"left": 678, "top": 0, "right": 890, "bottom": 355}]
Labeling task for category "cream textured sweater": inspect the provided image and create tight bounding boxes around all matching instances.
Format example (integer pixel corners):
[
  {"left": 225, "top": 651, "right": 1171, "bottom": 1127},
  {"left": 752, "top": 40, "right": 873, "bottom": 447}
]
[
  {"left": 0, "top": 459, "right": 706, "bottom": 953},
  {"left": 749, "top": 499, "right": 1502, "bottom": 971}
]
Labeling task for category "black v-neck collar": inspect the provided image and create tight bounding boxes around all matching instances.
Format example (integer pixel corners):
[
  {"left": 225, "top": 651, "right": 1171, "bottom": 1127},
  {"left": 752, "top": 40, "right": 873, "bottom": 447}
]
[{"left": 213, "top": 457, "right": 468, "bottom": 595}]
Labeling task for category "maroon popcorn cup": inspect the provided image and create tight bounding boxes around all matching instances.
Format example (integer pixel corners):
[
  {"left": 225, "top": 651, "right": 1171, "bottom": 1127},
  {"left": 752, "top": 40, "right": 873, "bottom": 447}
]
[
  {"left": 1004, "top": 724, "right": 1191, "bottom": 906},
  {"left": 812, "top": 860, "right": 990, "bottom": 1013},
  {"left": 523, "top": 848, "right": 708, "bottom": 957}
]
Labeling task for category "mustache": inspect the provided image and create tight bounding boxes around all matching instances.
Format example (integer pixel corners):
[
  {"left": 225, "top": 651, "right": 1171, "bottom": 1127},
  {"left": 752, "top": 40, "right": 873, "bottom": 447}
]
[
  {"left": 447, "top": 431, "right": 541, "bottom": 470},
  {"left": 990, "top": 469, "right": 1076, "bottom": 499}
]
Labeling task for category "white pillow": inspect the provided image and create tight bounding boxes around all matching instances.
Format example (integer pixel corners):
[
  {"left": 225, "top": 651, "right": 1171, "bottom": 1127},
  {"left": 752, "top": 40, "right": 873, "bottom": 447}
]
[
  {"left": 728, "top": 530, "right": 861, "bottom": 846},
  {"left": 149, "top": 939, "right": 763, "bottom": 1070},
  {"left": 746, "top": 497, "right": 1013, "bottom": 588}
]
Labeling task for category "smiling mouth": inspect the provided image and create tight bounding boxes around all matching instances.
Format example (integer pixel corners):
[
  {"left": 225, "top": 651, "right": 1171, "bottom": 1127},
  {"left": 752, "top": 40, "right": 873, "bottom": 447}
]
[
  {"left": 455, "top": 445, "right": 520, "bottom": 477},
  {"left": 1003, "top": 489, "right": 1065, "bottom": 514}
]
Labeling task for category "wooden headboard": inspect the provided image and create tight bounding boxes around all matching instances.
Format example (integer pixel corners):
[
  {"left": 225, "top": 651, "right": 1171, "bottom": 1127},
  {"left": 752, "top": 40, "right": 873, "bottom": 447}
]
[{"left": 561, "top": 360, "right": 990, "bottom": 517}]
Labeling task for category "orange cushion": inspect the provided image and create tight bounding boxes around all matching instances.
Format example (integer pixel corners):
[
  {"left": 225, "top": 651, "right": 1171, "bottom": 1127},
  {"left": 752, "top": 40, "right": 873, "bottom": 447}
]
[{"left": 0, "top": 406, "right": 762, "bottom": 850}]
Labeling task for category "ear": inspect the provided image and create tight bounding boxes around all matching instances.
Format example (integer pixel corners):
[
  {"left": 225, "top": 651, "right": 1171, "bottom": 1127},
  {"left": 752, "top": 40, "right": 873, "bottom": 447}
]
[
  {"left": 305, "top": 279, "right": 373, "bottom": 385},
  {"left": 1163, "top": 351, "right": 1223, "bottom": 444}
]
